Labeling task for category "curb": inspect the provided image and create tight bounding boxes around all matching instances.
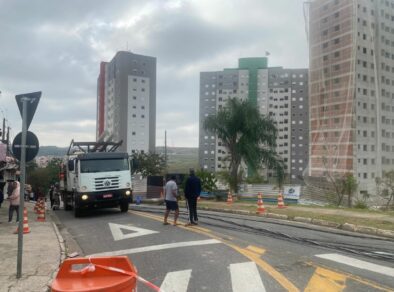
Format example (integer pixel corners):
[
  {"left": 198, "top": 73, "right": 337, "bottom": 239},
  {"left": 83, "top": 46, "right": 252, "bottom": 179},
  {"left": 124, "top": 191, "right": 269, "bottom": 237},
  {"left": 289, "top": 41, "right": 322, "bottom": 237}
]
[
  {"left": 197, "top": 206, "right": 394, "bottom": 240},
  {"left": 45, "top": 219, "right": 66, "bottom": 291}
]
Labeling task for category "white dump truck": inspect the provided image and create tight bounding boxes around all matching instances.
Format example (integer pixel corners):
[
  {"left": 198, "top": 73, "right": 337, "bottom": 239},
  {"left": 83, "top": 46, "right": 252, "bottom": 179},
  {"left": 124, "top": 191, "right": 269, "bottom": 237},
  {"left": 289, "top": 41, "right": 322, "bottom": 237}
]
[{"left": 60, "top": 140, "right": 133, "bottom": 217}]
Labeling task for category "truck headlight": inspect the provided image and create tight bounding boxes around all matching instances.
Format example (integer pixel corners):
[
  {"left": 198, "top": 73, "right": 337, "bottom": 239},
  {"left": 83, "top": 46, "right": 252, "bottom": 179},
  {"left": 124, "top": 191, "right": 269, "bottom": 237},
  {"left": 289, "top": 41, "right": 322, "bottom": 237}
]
[
  {"left": 81, "top": 186, "right": 87, "bottom": 191},
  {"left": 81, "top": 194, "right": 88, "bottom": 200},
  {"left": 126, "top": 182, "right": 131, "bottom": 188},
  {"left": 125, "top": 190, "right": 131, "bottom": 196}
]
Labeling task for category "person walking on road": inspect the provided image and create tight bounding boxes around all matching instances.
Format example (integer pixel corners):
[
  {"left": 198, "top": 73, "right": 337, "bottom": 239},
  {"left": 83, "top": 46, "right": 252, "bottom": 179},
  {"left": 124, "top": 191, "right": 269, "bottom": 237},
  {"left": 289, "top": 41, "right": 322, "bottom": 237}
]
[
  {"left": 49, "top": 185, "right": 54, "bottom": 208},
  {"left": 6, "top": 180, "right": 14, "bottom": 199},
  {"left": 8, "top": 181, "right": 20, "bottom": 223},
  {"left": 184, "top": 169, "right": 201, "bottom": 226},
  {"left": 163, "top": 175, "right": 179, "bottom": 226}
]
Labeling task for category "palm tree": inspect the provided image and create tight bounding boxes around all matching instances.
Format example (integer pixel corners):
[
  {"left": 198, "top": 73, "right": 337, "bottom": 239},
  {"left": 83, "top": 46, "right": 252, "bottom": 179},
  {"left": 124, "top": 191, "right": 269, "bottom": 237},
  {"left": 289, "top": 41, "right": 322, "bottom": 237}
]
[{"left": 204, "top": 98, "right": 284, "bottom": 193}]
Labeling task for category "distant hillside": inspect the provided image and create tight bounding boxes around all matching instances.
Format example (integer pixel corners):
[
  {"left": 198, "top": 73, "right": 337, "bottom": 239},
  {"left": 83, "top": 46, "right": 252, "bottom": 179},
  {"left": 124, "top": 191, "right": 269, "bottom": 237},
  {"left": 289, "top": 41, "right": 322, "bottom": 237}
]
[
  {"left": 38, "top": 146, "right": 68, "bottom": 157},
  {"left": 156, "top": 146, "right": 199, "bottom": 173},
  {"left": 38, "top": 145, "right": 199, "bottom": 173}
]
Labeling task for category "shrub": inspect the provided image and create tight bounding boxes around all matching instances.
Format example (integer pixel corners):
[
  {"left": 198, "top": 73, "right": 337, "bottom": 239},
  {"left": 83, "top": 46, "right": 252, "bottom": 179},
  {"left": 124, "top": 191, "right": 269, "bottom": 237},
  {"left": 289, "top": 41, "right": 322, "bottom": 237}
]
[{"left": 353, "top": 200, "right": 368, "bottom": 209}]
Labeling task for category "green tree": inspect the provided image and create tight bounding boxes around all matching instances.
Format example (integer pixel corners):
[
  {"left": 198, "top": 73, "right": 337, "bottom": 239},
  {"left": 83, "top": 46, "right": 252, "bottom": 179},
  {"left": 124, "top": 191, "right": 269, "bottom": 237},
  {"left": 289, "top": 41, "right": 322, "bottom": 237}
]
[
  {"left": 375, "top": 170, "right": 394, "bottom": 208},
  {"left": 342, "top": 173, "right": 358, "bottom": 208},
  {"left": 204, "top": 98, "right": 284, "bottom": 193},
  {"left": 130, "top": 151, "right": 166, "bottom": 178},
  {"left": 196, "top": 169, "right": 217, "bottom": 193},
  {"left": 27, "top": 158, "right": 63, "bottom": 194}
]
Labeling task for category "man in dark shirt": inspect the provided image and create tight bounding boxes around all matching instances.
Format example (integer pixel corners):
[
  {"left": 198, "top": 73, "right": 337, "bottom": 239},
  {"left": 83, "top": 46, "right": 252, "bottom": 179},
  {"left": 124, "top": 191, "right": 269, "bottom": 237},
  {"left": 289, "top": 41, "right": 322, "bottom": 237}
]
[{"left": 184, "top": 169, "right": 201, "bottom": 225}]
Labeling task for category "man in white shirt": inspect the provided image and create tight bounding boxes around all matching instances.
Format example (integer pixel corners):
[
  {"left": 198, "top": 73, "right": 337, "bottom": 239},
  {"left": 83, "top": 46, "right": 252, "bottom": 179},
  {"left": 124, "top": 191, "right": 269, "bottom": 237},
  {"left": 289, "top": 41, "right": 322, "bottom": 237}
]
[{"left": 163, "top": 175, "right": 179, "bottom": 226}]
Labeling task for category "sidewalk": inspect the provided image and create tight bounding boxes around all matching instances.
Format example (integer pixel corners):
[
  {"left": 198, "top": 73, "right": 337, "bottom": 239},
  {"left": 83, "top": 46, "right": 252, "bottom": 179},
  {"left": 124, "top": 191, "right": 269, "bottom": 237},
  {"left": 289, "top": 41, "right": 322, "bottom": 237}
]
[{"left": 0, "top": 201, "right": 63, "bottom": 292}]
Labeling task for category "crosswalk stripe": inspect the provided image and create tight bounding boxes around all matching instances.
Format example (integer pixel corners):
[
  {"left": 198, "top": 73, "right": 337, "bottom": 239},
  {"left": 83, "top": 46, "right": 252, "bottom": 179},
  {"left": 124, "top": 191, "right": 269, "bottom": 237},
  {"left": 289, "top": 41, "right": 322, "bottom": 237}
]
[
  {"left": 316, "top": 253, "right": 394, "bottom": 278},
  {"left": 160, "top": 269, "right": 192, "bottom": 292},
  {"left": 230, "top": 262, "right": 266, "bottom": 292}
]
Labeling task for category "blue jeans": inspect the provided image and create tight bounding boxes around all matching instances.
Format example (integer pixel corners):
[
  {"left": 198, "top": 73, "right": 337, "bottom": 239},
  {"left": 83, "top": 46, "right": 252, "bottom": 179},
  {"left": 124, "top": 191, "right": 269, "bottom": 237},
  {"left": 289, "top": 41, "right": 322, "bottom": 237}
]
[{"left": 8, "top": 205, "right": 19, "bottom": 222}]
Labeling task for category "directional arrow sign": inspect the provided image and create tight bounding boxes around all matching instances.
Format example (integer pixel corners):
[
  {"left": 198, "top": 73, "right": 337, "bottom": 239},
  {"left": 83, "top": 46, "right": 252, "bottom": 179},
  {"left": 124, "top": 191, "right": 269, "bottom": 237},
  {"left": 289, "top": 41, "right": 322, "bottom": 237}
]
[
  {"left": 15, "top": 91, "right": 41, "bottom": 130},
  {"left": 109, "top": 223, "right": 159, "bottom": 241}
]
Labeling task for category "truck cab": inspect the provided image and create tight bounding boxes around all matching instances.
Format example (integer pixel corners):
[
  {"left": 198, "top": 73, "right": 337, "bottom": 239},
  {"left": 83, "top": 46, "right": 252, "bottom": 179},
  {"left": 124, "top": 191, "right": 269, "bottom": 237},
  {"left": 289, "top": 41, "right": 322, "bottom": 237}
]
[{"left": 62, "top": 140, "right": 133, "bottom": 217}]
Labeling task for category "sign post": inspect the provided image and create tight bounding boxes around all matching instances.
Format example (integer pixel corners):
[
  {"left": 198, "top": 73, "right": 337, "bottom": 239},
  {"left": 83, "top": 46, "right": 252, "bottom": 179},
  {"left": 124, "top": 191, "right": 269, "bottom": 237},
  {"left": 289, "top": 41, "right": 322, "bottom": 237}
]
[{"left": 14, "top": 91, "right": 41, "bottom": 279}]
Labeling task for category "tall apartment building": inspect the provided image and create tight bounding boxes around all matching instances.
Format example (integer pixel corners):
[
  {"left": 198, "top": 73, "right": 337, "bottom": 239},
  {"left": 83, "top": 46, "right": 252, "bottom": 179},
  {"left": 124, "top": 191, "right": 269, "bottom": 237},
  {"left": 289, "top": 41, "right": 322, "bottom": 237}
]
[
  {"left": 309, "top": 0, "right": 394, "bottom": 195},
  {"left": 96, "top": 51, "right": 156, "bottom": 154},
  {"left": 199, "top": 58, "right": 309, "bottom": 181}
]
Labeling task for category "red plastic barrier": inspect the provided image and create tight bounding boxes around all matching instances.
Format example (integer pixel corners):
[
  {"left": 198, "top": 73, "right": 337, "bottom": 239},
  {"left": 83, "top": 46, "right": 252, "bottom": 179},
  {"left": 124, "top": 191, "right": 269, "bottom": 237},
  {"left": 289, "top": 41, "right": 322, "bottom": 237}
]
[{"left": 51, "top": 256, "right": 137, "bottom": 292}]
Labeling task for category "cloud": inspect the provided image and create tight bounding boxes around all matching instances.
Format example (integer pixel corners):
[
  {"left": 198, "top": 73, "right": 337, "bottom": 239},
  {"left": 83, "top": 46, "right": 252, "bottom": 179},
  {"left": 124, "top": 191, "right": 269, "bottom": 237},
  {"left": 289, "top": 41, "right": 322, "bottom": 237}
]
[{"left": 0, "top": 0, "right": 308, "bottom": 148}]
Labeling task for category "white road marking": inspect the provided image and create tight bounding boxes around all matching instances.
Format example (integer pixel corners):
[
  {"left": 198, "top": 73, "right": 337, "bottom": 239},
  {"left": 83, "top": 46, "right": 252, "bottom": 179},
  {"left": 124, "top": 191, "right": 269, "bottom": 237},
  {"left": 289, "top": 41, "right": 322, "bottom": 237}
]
[
  {"left": 88, "top": 239, "right": 221, "bottom": 257},
  {"left": 230, "top": 262, "right": 266, "bottom": 292},
  {"left": 373, "top": 251, "right": 394, "bottom": 256},
  {"left": 160, "top": 269, "right": 192, "bottom": 292},
  {"left": 109, "top": 222, "right": 159, "bottom": 241},
  {"left": 316, "top": 253, "right": 394, "bottom": 278}
]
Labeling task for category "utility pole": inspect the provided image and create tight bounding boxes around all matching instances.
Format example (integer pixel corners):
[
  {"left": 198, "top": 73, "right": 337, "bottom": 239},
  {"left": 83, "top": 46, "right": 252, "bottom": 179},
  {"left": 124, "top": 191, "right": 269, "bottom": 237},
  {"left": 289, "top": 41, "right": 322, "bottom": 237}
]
[{"left": 6, "top": 126, "right": 10, "bottom": 152}]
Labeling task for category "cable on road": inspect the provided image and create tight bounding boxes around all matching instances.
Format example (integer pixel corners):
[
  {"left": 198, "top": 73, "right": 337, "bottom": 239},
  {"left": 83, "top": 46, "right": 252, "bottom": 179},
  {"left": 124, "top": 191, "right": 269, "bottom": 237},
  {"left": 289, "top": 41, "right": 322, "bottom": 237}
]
[{"left": 131, "top": 206, "right": 394, "bottom": 263}]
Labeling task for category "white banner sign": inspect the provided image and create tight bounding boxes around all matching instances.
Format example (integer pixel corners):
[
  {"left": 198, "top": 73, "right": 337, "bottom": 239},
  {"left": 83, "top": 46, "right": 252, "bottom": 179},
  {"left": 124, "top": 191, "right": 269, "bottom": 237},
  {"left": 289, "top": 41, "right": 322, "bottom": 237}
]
[{"left": 283, "top": 186, "right": 301, "bottom": 200}]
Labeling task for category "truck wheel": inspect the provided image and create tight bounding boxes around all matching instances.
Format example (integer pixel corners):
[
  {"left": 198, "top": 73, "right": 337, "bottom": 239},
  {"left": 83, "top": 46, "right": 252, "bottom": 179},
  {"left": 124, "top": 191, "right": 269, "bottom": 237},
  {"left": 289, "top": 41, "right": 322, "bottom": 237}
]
[{"left": 120, "top": 202, "right": 129, "bottom": 212}]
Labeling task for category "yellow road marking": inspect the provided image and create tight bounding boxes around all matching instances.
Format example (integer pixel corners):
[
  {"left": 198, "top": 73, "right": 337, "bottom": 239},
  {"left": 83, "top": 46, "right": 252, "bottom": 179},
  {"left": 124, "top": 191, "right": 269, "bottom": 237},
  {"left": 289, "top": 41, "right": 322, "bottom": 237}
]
[
  {"left": 247, "top": 245, "right": 266, "bottom": 255},
  {"left": 131, "top": 210, "right": 299, "bottom": 292},
  {"left": 304, "top": 267, "right": 346, "bottom": 292},
  {"left": 305, "top": 262, "right": 394, "bottom": 292}
]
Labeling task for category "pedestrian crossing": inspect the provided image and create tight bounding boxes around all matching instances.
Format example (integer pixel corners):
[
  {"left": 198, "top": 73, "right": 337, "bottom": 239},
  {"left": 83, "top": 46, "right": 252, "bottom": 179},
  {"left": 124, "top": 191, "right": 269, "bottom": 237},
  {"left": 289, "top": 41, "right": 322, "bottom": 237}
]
[
  {"left": 154, "top": 254, "right": 394, "bottom": 292},
  {"left": 160, "top": 269, "right": 192, "bottom": 292},
  {"left": 315, "top": 253, "right": 394, "bottom": 278},
  {"left": 229, "top": 262, "right": 266, "bottom": 292},
  {"left": 157, "top": 262, "right": 265, "bottom": 292}
]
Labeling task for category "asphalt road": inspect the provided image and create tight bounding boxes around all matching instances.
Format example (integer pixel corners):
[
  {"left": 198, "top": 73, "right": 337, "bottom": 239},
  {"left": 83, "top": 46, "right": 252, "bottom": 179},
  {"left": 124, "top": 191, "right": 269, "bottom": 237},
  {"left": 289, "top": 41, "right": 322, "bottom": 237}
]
[{"left": 54, "top": 204, "right": 394, "bottom": 292}]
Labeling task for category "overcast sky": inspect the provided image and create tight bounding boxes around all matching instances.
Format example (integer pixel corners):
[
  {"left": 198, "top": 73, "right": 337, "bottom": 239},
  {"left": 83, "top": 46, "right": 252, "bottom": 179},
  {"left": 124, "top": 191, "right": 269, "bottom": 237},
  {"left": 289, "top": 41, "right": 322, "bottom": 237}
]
[{"left": 0, "top": 0, "right": 308, "bottom": 148}]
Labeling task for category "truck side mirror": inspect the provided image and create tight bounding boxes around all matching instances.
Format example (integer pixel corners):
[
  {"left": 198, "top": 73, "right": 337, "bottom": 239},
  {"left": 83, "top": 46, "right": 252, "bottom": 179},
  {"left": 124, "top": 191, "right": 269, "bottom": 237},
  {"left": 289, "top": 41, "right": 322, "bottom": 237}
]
[{"left": 68, "top": 160, "right": 74, "bottom": 171}]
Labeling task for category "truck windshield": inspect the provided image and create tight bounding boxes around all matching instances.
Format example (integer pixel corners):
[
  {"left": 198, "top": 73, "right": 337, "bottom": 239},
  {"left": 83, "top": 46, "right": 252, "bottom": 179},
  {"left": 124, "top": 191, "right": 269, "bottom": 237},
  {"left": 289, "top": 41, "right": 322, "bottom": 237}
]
[{"left": 80, "top": 158, "right": 129, "bottom": 173}]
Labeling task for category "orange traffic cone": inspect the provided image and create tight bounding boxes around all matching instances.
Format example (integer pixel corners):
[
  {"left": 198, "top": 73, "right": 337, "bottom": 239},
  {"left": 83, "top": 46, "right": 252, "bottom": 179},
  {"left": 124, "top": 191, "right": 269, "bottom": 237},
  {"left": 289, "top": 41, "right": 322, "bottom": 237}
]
[
  {"left": 37, "top": 200, "right": 46, "bottom": 222},
  {"left": 14, "top": 207, "right": 30, "bottom": 234},
  {"left": 227, "top": 192, "right": 233, "bottom": 205},
  {"left": 34, "top": 199, "right": 40, "bottom": 214},
  {"left": 277, "top": 192, "right": 286, "bottom": 209},
  {"left": 256, "top": 192, "right": 265, "bottom": 214}
]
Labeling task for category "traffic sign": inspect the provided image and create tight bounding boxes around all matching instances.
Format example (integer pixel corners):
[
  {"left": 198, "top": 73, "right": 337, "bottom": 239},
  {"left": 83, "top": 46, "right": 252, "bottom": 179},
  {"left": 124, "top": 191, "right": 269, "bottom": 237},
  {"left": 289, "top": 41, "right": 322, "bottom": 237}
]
[
  {"left": 12, "top": 131, "right": 39, "bottom": 162},
  {"left": 15, "top": 91, "right": 41, "bottom": 130}
]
